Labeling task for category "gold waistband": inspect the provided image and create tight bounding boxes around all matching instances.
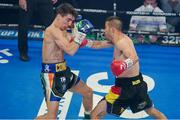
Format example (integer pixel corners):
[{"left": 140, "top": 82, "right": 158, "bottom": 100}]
[{"left": 55, "top": 62, "right": 66, "bottom": 72}]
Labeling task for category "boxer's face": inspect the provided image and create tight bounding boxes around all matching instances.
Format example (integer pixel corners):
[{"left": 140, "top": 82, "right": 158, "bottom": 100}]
[
  {"left": 58, "top": 14, "right": 75, "bottom": 30},
  {"left": 144, "top": 0, "right": 157, "bottom": 6},
  {"left": 104, "top": 22, "right": 113, "bottom": 41}
]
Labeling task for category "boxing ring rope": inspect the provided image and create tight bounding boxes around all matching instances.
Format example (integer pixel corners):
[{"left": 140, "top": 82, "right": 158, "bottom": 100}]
[
  {"left": 1, "top": 3, "right": 180, "bottom": 17},
  {"left": 0, "top": 3, "right": 180, "bottom": 46},
  {"left": 0, "top": 3, "right": 19, "bottom": 9}
]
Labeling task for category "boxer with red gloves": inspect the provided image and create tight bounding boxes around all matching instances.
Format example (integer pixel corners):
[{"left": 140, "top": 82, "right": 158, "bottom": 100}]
[{"left": 90, "top": 16, "right": 167, "bottom": 119}]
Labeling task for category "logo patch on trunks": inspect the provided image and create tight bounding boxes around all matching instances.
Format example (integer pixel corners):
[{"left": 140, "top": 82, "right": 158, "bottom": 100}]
[
  {"left": 44, "top": 64, "right": 50, "bottom": 72},
  {"left": 137, "top": 101, "right": 147, "bottom": 110},
  {"left": 132, "top": 79, "right": 141, "bottom": 85},
  {"left": 60, "top": 77, "right": 66, "bottom": 92}
]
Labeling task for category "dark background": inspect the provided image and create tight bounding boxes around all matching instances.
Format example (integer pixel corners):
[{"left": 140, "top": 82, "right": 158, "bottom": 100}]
[
  {"left": 0, "top": 0, "right": 179, "bottom": 31},
  {"left": 0, "top": 0, "right": 144, "bottom": 30}
]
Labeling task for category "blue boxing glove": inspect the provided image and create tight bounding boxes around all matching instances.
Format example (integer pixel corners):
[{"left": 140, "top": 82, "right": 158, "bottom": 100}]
[
  {"left": 76, "top": 19, "right": 94, "bottom": 34},
  {"left": 75, "top": 14, "right": 83, "bottom": 22},
  {"left": 73, "top": 19, "right": 94, "bottom": 45}
]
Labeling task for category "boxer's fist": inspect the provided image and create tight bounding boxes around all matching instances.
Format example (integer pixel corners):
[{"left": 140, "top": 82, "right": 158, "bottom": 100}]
[
  {"left": 79, "top": 38, "right": 93, "bottom": 48},
  {"left": 111, "top": 60, "right": 127, "bottom": 76},
  {"left": 75, "top": 14, "right": 82, "bottom": 22},
  {"left": 73, "top": 19, "right": 94, "bottom": 45},
  {"left": 111, "top": 59, "right": 133, "bottom": 76},
  {"left": 75, "top": 19, "right": 94, "bottom": 34}
]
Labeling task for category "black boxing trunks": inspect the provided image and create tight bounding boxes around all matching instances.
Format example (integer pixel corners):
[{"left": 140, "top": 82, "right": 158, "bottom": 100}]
[
  {"left": 40, "top": 61, "right": 80, "bottom": 101},
  {"left": 103, "top": 73, "right": 152, "bottom": 116}
]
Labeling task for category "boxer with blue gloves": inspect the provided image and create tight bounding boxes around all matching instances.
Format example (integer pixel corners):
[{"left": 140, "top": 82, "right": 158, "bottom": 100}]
[{"left": 36, "top": 3, "right": 93, "bottom": 119}]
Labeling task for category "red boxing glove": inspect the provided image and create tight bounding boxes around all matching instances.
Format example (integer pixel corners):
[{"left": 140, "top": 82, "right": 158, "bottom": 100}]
[
  {"left": 80, "top": 38, "right": 88, "bottom": 47},
  {"left": 70, "top": 37, "right": 74, "bottom": 43},
  {"left": 80, "top": 38, "right": 93, "bottom": 48},
  {"left": 111, "top": 59, "right": 133, "bottom": 76}
]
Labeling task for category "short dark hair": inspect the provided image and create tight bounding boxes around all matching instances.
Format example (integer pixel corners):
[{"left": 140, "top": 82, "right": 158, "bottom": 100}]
[
  {"left": 105, "top": 16, "right": 123, "bottom": 31},
  {"left": 56, "top": 3, "right": 78, "bottom": 18}
]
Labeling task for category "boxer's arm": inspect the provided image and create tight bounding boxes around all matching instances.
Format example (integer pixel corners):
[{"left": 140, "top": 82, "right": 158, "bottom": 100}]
[
  {"left": 91, "top": 40, "right": 113, "bottom": 48},
  {"left": 51, "top": 28, "right": 80, "bottom": 56},
  {"left": 71, "top": 19, "right": 112, "bottom": 48},
  {"left": 80, "top": 39, "right": 113, "bottom": 48},
  {"left": 51, "top": 19, "right": 94, "bottom": 55}
]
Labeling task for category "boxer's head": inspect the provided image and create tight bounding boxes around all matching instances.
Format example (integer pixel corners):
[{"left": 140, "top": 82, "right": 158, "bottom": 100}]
[
  {"left": 55, "top": 3, "right": 78, "bottom": 30},
  {"left": 104, "top": 16, "right": 123, "bottom": 41},
  {"left": 144, "top": 0, "right": 157, "bottom": 8}
]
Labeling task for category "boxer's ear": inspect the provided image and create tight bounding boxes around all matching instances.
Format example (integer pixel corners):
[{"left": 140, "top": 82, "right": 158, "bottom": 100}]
[
  {"left": 108, "top": 27, "right": 113, "bottom": 36},
  {"left": 110, "top": 27, "right": 115, "bottom": 34}
]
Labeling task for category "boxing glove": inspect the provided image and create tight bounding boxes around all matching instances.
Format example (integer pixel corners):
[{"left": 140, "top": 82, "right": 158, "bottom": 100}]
[
  {"left": 73, "top": 19, "right": 94, "bottom": 45},
  {"left": 111, "top": 59, "right": 133, "bottom": 76},
  {"left": 79, "top": 38, "right": 93, "bottom": 47},
  {"left": 75, "top": 14, "right": 82, "bottom": 22},
  {"left": 75, "top": 19, "right": 94, "bottom": 34}
]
